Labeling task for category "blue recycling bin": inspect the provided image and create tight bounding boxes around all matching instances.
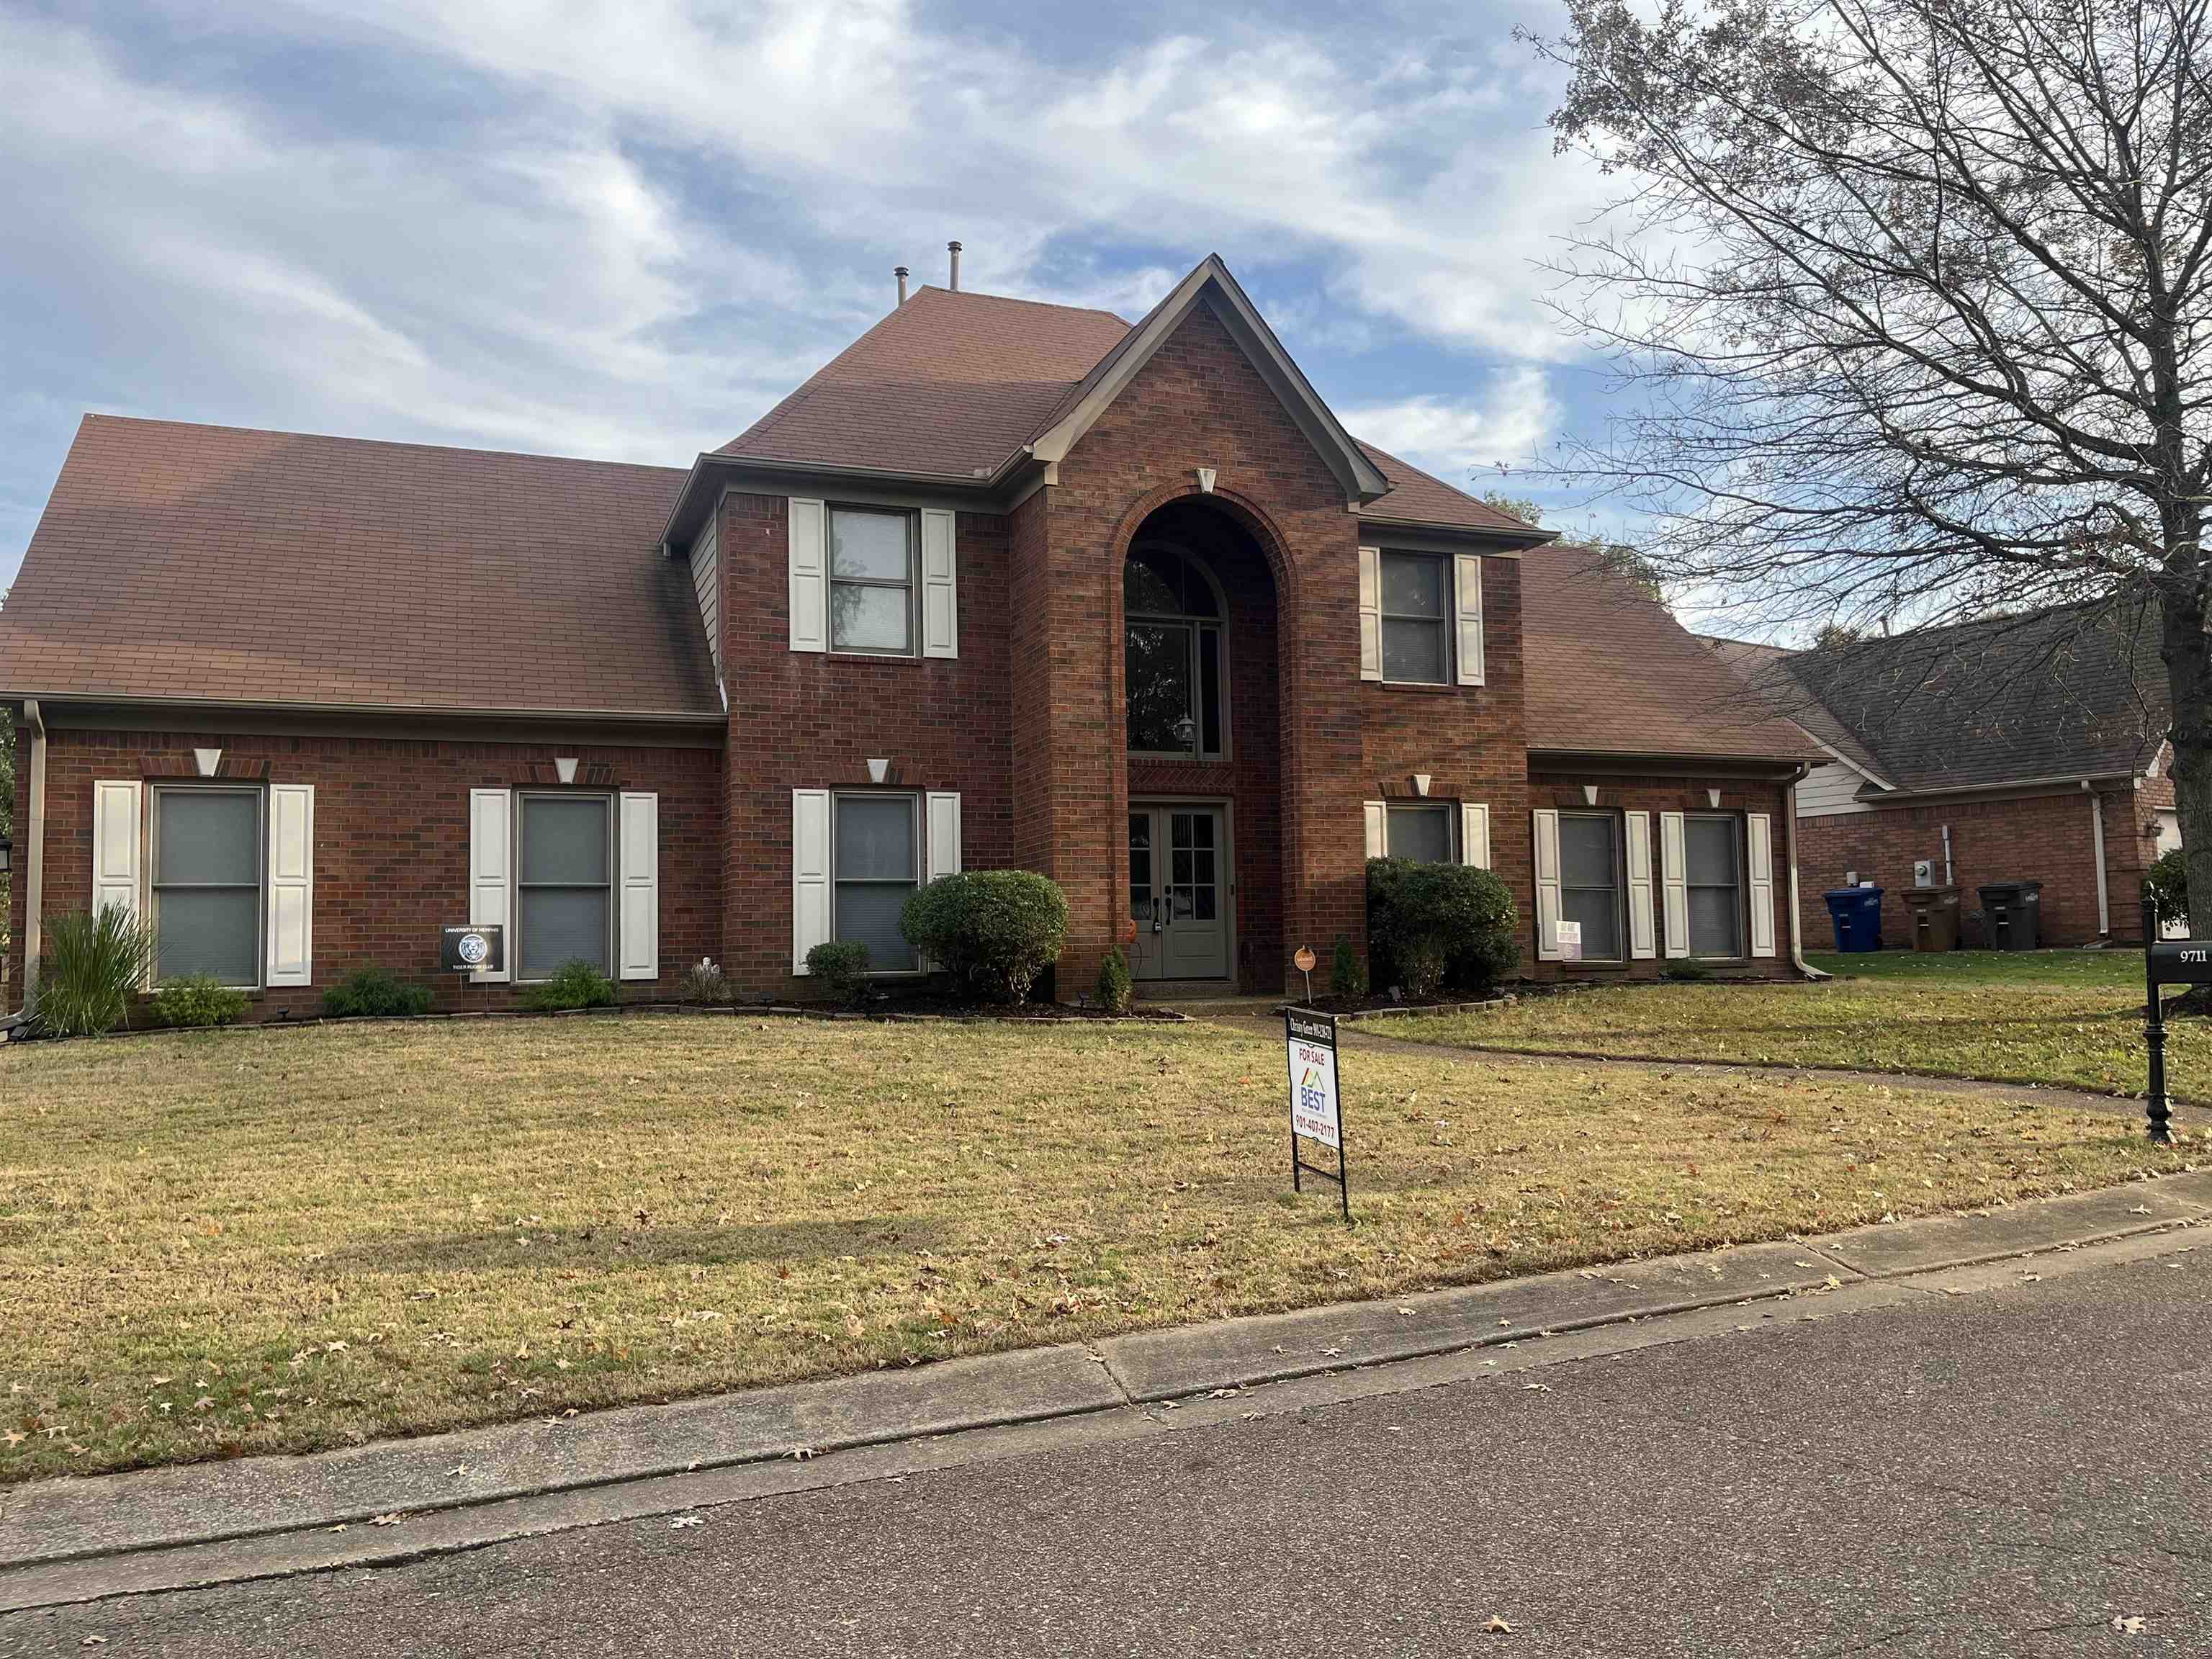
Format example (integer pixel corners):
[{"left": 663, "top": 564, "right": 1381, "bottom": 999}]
[{"left": 1823, "top": 886, "right": 1884, "bottom": 953}]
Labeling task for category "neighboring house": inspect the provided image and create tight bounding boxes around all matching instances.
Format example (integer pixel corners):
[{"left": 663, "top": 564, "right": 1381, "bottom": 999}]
[
  {"left": 1, "top": 253, "right": 1819, "bottom": 1017},
  {"left": 1706, "top": 606, "right": 2174, "bottom": 948}
]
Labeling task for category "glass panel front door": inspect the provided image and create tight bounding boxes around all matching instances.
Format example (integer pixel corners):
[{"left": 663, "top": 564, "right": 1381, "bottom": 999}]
[{"left": 1128, "top": 804, "right": 1231, "bottom": 981}]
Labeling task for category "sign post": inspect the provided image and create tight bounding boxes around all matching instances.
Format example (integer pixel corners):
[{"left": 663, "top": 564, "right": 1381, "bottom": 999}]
[
  {"left": 1285, "top": 1007, "right": 1349, "bottom": 1220},
  {"left": 1292, "top": 944, "right": 1318, "bottom": 1004},
  {"left": 2143, "top": 896, "right": 2185, "bottom": 1145}
]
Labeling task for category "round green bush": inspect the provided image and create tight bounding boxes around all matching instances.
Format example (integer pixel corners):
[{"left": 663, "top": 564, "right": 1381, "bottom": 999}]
[
  {"left": 1094, "top": 945, "right": 1133, "bottom": 1013},
  {"left": 804, "top": 940, "right": 872, "bottom": 1006},
  {"left": 901, "top": 870, "right": 1069, "bottom": 1004},
  {"left": 151, "top": 973, "right": 251, "bottom": 1029},
  {"left": 2146, "top": 845, "right": 2190, "bottom": 931},
  {"left": 322, "top": 967, "right": 434, "bottom": 1019},
  {"left": 1366, "top": 858, "right": 1520, "bottom": 999}
]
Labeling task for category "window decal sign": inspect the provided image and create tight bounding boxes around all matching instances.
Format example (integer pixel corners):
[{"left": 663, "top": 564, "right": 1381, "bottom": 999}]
[
  {"left": 1555, "top": 919, "right": 1583, "bottom": 962},
  {"left": 1285, "top": 1007, "right": 1349, "bottom": 1219}
]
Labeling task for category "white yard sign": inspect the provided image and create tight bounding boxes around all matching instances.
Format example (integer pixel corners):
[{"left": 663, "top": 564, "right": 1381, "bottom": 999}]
[{"left": 1285, "top": 1010, "right": 1341, "bottom": 1150}]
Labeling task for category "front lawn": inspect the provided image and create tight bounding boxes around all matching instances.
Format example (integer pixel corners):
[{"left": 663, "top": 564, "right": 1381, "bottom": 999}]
[
  {"left": 1390, "top": 953, "right": 2202, "bottom": 1100},
  {"left": 0, "top": 1015, "right": 2182, "bottom": 1481}
]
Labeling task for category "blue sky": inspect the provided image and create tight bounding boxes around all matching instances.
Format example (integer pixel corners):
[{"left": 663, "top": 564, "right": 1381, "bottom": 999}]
[{"left": 0, "top": 0, "right": 1627, "bottom": 590}]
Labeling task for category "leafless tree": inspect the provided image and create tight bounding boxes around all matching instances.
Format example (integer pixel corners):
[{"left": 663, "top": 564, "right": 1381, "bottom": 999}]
[{"left": 1527, "top": 0, "right": 2212, "bottom": 921}]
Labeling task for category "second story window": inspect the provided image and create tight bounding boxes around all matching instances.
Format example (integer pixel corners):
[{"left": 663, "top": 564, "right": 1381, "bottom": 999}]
[
  {"left": 830, "top": 506, "right": 915, "bottom": 655},
  {"left": 1379, "top": 551, "right": 1450, "bottom": 684},
  {"left": 1125, "top": 543, "right": 1227, "bottom": 759}
]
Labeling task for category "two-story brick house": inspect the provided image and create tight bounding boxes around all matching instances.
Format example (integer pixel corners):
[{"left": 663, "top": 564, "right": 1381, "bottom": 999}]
[{"left": 1, "top": 254, "right": 1817, "bottom": 1017}]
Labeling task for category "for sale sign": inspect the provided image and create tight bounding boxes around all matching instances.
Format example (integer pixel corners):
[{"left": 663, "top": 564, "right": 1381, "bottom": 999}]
[{"left": 1285, "top": 1010, "right": 1341, "bottom": 1149}]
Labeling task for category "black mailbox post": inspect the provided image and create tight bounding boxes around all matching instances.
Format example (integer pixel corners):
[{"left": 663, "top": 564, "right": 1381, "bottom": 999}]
[{"left": 2141, "top": 896, "right": 2209, "bottom": 1143}]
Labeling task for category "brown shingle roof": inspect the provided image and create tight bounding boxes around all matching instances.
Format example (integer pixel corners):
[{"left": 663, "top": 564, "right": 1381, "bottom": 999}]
[
  {"left": 1354, "top": 443, "right": 1544, "bottom": 536},
  {"left": 0, "top": 415, "right": 718, "bottom": 718},
  {"left": 721, "top": 286, "right": 1133, "bottom": 480},
  {"left": 1521, "top": 545, "right": 1819, "bottom": 763}
]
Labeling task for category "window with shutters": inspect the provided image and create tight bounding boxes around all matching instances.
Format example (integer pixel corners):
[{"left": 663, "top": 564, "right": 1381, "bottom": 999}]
[
  {"left": 833, "top": 793, "right": 921, "bottom": 971},
  {"left": 829, "top": 505, "right": 917, "bottom": 655},
  {"left": 1378, "top": 551, "right": 1451, "bottom": 684},
  {"left": 150, "top": 786, "right": 263, "bottom": 986},
  {"left": 1558, "top": 811, "right": 1624, "bottom": 962},
  {"left": 1685, "top": 814, "right": 1746, "bottom": 959},
  {"left": 1382, "top": 802, "right": 1456, "bottom": 863},
  {"left": 516, "top": 793, "right": 613, "bottom": 981},
  {"left": 1124, "top": 544, "right": 1228, "bottom": 759}
]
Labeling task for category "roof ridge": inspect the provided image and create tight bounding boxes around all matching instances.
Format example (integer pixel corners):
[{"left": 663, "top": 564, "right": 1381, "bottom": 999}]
[
  {"left": 76, "top": 411, "right": 687, "bottom": 477},
  {"left": 905, "top": 284, "right": 1133, "bottom": 324}
]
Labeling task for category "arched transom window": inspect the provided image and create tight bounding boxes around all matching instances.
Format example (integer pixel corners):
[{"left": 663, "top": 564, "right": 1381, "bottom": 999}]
[{"left": 1125, "top": 544, "right": 1226, "bottom": 758}]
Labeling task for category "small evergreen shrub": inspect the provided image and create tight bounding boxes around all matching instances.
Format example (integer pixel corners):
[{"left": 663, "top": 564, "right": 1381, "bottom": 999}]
[
  {"left": 2146, "top": 846, "right": 2190, "bottom": 932},
  {"left": 901, "top": 870, "right": 1069, "bottom": 1004},
  {"left": 33, "top": 907, "right": 158, "bottom": 1037},
  {"left": 522, "top": 959, "right": 619, "bottom": 1012},
  {"left": 151, "top": 974, "right": 249, "bottom": 1028},
  {"left": 680, "top": 956, "right": 732, "bottom": 1004},
  {"left": 322, "top": 967, "right": 434, "bottom": 1019},
  {"left": 1331, "top": 934, "right": 1367, "bottom": 1002},
  {"left": 1095, "top": 945, "right": 1133, "bottom": 1014},
  {"left": 1366, "top": 858, "right": 1519, "bottom": 999},
  {"left": 804, "top": 940, "right": 873, "bottom": 1006},
  {"left": 1661, "top": 960, "right": 1713, "bottom": 982}
]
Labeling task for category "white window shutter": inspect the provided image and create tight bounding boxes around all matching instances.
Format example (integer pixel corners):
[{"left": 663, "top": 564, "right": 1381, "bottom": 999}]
[
  {"left": 925, "top": 791, "right": 962, "bottom": 878},
  {"left": 1532, "top": 809, "right": 1562, "bottom": 961},
  {"left": 920, "top": 509, "right": 958, "bottom": 660},
  {"left": 1747, "top": 811, "right": 1777, "bottom": 958},
  {"left": 1363, "top": 801, "right": 1387, "bottom": 859},
  {"left": 1357, "top": 546, "right": 1382, "bottom": 681},
  {"left": 788, "top": 498, "right": 827, "bottom": 653},
  {"left": 792, "top": 789, "right": 832, "bottom": 973},
  {"left": 1659, "top": 810, "right": 1690, "bottom": 959},
  {"left": 1460, "top": 801, "right": 1491, "bottom": 870},
  {"left": 1624, "top": 810, "right": 1655, "bottom": 960},
  {"left": 91, "top": 779, "right": 143, "bottom": 925},
  {"left": 1454, "top": 553, "right": 1485, "bottom": 686},
  {"left": 619, "top": 791, "right": 660, "bottom": 981},
  {"left": 468, "top": 788, "right": 512, "bottom": 983},
  {"left": 266, "top": 783, "right": 315, "bottom": 986}
]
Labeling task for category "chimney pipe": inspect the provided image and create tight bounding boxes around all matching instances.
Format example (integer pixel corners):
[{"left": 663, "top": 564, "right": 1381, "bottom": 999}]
[
  {"left": 948, "top": 240, "right": 962, "bottom": 292},
  {"left": 895, "top": 265, "right": 909, "bottom": 305}
]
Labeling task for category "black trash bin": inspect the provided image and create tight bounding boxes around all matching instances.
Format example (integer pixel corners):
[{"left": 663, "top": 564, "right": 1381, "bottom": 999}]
[{"left": 1977, "top": 881, "right": 2043, "bottom": 950}]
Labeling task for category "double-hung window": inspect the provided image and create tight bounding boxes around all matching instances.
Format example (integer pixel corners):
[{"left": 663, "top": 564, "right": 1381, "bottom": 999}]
[
  {"left": 150, "top": 786, "right": 263, "bottom": 986},
  {"left": 1384, "top": 802, "right": 1456, "bottom": 863},
  {"left": 829, "top": 506, "right": 917, "bottom": 655},
  {"left": 1685, "top": 814, "right": 1745, "bottom": 959},
  {"left": 1558, "top": 811, "right": 1624, "bottom": 962},
  {"left": 833, "top": 793, "right": 920, "bottom": 971},
  {"left": 516, "top": 793, "right": 613, "bottom": 981},
  {"left": 1123, "top": 545, "right": 1226, "bottom": 758},
  {"left": 1379, "top": 551, "right": 1451, "bottom": 684}
]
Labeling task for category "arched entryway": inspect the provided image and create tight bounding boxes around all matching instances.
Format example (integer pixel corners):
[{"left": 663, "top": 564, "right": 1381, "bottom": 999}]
[{"left": 1119, "top": 498, "right": 1285, "bottom": 991}]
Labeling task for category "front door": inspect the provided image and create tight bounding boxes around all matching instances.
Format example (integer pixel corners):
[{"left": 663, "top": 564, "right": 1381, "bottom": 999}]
[{"left": 1128, "top": 804, "right": 1230, "bottom": 981}]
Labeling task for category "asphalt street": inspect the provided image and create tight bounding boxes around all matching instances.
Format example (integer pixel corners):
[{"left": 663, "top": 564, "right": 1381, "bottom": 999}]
[{"left": 8, "top": 1245, "right": 2210, "bottom": 1658}]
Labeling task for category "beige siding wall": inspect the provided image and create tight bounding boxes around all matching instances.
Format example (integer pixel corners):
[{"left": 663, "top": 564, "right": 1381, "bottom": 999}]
[{"left": 1797, "top": 758, "right": 1872, "bottom": 818}]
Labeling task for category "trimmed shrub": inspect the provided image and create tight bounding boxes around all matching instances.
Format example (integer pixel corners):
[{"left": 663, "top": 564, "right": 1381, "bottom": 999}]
[
  {"left": 2146, "top": 845, "right": 2190, "bottom": 932},
  {"left": 804, "top": 940, "right": 872, "bottom": 1006},
  {"left": 901, "top": 870, "right": 1069, "bottom": 1004},
  {"left": 522, "top": 959, "right": 619, "bottom": 1012},
  {"left": 151, "top": 974, "right": 249, "bottom": 1028},
  {"left": 322, "top": 967, "right": 434, "bottom": 1019},
  {"left": 1094, "top": 945, "right": 1133, "bottom": 1014},
  {"left": 1366, "top": 858, "right": 1519, "bottom": 999},
  {"left": 33, "top": 907, "right": 158, "bottom": 1037},
  {"left": 1330, "top": 933, "right": 1367, "bottom": 1002},
  {"left": 680, "top": 956, "right": 732, "bottom": 1005}
]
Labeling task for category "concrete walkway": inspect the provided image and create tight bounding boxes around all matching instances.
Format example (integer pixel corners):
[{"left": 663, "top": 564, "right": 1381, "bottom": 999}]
[{"left": 4, "top": 1170, "right": 2207, "bottom": 1612}]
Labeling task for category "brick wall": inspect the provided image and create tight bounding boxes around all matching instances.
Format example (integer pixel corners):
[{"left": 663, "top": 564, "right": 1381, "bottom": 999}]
[
  {"left": 7, "top": 724, "right": 723, "bottom": 1019},
  {"left": 715, "top": 492, "right": 1016, "bottom": 995},
  {"left": 1796, "top": 783, "right": 2164, "bottom": 949},
  {"left": 1522, "top": 770, "right": 1799, "bottom": 982}
]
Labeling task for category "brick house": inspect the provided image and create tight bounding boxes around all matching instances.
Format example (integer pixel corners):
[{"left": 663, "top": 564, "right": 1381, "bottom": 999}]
[
  {"left": 3, "top": 254, "right": 1819, "bottom": 1017},
  {"left": 1707, "top": 606, "right": 2174, "bottom": 948}
]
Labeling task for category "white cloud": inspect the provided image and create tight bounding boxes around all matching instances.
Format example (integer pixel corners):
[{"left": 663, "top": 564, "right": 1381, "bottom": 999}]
[{"left": 1341, "top": 369, "right": 1557, "bottom": 482}]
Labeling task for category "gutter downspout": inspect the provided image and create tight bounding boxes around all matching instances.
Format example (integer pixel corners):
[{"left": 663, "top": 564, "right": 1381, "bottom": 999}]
[
  {"left": 21, "top": 698, "right": 47, "bottom": 1015},
  {"left": 1784, "top": 764, "right": 1828, "bottom": 981},
  {"left": 2086, "top": 780, "right": 2110, "bottom": 938}
]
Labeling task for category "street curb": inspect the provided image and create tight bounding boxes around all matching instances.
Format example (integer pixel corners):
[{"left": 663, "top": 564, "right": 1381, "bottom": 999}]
[{"left": 4, "top": 1168, "right": 2208, "bottom": 1597}]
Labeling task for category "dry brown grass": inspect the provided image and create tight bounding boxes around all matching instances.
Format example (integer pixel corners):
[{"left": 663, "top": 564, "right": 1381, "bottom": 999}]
[{"left": 0, "top": 1012, "right": 2182, "bottom": 1480}]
